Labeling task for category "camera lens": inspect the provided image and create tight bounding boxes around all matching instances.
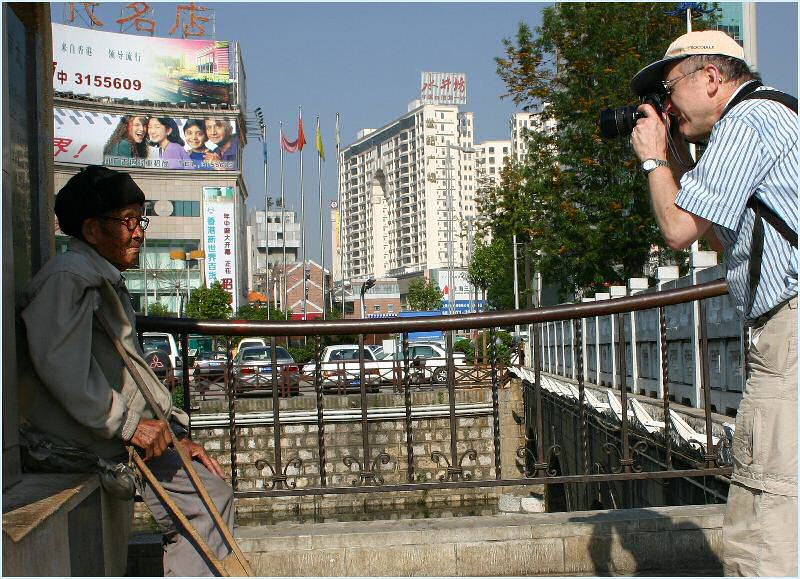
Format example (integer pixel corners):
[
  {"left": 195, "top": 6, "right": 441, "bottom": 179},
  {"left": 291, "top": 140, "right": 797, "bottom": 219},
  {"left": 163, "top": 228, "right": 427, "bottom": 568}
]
[{"left": 599, "top": 105, "right": 642, "bottom": 139}]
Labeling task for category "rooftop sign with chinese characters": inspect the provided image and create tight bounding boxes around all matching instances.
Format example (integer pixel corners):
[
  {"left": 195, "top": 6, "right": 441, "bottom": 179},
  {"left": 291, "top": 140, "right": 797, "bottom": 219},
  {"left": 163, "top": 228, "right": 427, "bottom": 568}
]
[
  {"left": 52, "top": 22, "right": 235, "bottom": 105},
  {"left": 420, "top": 72, "right": 467, "bottom": 105}
]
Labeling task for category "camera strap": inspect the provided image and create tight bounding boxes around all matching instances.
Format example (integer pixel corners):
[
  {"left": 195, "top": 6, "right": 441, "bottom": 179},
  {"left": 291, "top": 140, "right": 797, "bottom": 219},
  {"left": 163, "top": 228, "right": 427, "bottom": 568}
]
[{"left": 719, "top": 81, "right": 798, "bottom": 317}]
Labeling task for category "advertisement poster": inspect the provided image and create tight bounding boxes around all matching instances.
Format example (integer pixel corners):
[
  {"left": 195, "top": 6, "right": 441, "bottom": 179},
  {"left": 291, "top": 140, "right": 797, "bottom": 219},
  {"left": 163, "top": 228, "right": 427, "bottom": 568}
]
[
  {"left": 52, "top": 23, "right": 234, "bottom": 105},
  {"left": 54, "top": 107, "right": 238, "bottom": 171},
  {"left": 420, "top": 72, "right": 467, "bottom": 105},
  {"left": 203, "top": 187, "right": 238, "bottom": 311}
]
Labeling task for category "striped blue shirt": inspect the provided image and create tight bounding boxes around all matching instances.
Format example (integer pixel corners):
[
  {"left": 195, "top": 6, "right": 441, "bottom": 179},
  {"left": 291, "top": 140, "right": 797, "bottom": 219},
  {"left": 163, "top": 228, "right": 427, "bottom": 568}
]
[{"left": 676, "top": 84, "right": 798, "bottom": 321}]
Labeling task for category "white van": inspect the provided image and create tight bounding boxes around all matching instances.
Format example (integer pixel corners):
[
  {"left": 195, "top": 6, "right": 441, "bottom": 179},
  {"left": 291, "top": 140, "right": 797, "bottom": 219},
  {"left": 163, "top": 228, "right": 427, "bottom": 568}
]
[{"left": 141, "top": 332, "right": 183, "bottom": 379}]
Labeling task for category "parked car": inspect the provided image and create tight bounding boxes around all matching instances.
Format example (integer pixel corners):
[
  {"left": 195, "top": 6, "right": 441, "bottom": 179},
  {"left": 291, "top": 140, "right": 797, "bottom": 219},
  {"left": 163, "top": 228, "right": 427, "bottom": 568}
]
[
  {"left": 232, "top": 337, "right": 268, "bottom": 359},
  {"left": 142, "top": 332, "right": 183, "bottom": 381},
  {"left": 191, "top": 349, "right": 228, "bottom": 391},
  {"left": 391, "top": 342, "right": 466, "bottom": 384},
  {"left": 302, "top": 345, "right": 388, "bottom": 393},
  {"left": 233, "top": 345, "right": 300, "bottom": 396}
]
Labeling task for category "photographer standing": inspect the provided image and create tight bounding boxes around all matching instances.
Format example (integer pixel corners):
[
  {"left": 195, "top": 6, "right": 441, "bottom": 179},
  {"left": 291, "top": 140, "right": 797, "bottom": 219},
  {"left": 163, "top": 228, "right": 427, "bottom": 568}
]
[{"left": 630, "top": 31, "right": 797, "bottom": 576}]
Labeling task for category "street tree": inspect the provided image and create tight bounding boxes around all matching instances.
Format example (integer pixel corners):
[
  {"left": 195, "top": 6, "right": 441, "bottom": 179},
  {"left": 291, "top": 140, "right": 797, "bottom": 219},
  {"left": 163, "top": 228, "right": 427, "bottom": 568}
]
[
  {"left": 406, "top": 277, "right": 444, "bottom": 312},
  {"left": 467, "top": 238, "right": 515, "bottom": 310},
  {"left": 186, "top": 281, "right": 232, "bottom": 320},
  {"left": 236, "top": 302, "right": 288, "bottom": 321},
  {"left": 147, "top": 301, "right": 175, "bottom": 317},
  {"left": 493, "top": 3, "right": 711, "bottom": 296}
]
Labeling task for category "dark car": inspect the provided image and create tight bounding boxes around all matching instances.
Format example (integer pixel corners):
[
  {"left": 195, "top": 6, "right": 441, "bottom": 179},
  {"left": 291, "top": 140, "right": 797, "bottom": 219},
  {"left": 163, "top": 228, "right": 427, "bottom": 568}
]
[
  {"left": 191, "top": 350, "right": 228, "bottom": 393},
  {"left": 233, "top": 345, "right": 300, "bottom": 396}
]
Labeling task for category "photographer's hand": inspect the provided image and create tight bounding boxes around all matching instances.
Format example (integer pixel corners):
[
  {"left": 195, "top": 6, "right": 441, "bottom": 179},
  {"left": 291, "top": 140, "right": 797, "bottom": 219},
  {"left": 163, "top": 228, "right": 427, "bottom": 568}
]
[{"left": 630, "top": 104, "right": 669, "bottom": 162}]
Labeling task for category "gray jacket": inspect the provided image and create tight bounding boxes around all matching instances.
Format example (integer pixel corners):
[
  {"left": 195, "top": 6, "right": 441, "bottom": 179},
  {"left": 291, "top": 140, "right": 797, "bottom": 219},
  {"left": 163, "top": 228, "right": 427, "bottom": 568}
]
[{"left": 18, "top": 238, "right": 187, "bottom": 460}]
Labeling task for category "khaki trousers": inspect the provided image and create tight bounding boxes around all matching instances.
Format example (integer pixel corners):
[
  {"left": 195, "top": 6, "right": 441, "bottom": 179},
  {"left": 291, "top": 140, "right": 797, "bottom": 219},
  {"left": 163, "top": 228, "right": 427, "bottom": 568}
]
[{"left": 723, "top": 297, "right": 797, "bottom": 576}]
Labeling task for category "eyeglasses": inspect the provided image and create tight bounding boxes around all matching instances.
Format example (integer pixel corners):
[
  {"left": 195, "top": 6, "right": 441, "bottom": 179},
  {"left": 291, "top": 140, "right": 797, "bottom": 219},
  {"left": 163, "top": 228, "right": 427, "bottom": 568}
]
[
  {"left": 98, "top": 215, "right": 150, "bottom": 231},
  {"left": 661, "top": 68, "right": 703, "bottom": 96}
]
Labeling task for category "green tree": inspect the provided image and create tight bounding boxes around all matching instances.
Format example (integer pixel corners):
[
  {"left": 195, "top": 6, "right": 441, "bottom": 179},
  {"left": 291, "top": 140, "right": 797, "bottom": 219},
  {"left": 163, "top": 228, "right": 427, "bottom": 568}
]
[
  {"left": 147, "top": 301, "right": 175, "bottom": 317},
  {"left": 468, "top": 238, "right": 515, "bottom": 310},
  {"left": 492, "top": 3, "right": 707, "bottom": 296},
  {"left": 406, "top": 277, "right": 444, "bottom": 312},
  {"left": 235, "top": 302, "right": 289, "bottom": 322},
  {"left": 186, "top": 281, "right": 232, "bottom": 320}
]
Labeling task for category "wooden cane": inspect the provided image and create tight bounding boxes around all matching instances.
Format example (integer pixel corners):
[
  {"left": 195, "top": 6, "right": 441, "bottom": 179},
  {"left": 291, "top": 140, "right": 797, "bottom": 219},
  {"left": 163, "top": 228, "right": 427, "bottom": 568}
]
[{"left": 96, "top": 314, "right": 254, "bottom": 576}]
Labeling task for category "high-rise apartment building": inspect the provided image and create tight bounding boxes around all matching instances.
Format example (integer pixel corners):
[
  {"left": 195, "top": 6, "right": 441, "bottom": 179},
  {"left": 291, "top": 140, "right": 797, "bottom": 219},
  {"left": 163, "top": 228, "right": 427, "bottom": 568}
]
[
  {"left": 510, "top": 109, "right": 557, "bottom": 163},
  {"left": 336, "top": 102, "right": 478, "bottom": 282},
  {"left": 474, "top": 140, "right": 511, "bottom": 185}
]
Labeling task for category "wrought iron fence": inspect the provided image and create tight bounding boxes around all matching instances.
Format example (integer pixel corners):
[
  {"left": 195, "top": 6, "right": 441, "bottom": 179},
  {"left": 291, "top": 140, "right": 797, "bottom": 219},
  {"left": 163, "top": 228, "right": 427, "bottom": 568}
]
[{"left": 138, "top": 279, "right": 732, "bottom": 502}]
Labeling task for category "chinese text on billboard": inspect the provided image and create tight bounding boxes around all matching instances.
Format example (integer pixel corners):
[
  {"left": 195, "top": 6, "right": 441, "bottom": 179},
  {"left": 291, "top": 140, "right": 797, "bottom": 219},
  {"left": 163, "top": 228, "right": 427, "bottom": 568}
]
[
  {"left": 53, "top": 22, "right": 234, "bottom": 105},
  {"left": 420, "top": 72, "right": 467, "bottom": 105},
  {"left": 203, "top": 187, "right": 238, "bottom": 310}
]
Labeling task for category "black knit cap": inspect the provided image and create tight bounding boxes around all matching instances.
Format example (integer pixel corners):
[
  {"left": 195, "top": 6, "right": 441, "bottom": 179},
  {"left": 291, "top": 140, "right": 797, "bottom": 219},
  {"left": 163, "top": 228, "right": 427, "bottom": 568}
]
[{"left": 55, "top": 165, "right": 145, "bottom": 237}]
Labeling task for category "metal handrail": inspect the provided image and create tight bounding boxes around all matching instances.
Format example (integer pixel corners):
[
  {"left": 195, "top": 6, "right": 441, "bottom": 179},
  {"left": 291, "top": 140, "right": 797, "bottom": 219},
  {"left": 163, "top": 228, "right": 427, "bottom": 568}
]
[{"left": 138, "top": 279, "right": 728, "bottom": 336}]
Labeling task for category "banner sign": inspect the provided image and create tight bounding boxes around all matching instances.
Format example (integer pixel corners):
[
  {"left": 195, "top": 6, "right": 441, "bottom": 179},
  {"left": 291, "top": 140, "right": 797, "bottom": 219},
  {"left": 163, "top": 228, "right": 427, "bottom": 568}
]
[
  {"left": 203, "top": 187, "right": 238, "bottom": 311},
  {"left": 54, "top": 107, "right": 238, "bottom": 171},
  {"left": 420, "top": 72, "right": 467, "bottom": 105},
  {"left": 433, "top": 269, "right": 485, "bottom": 313},
  {"left": 52, "top": 23, "right": 234, "bottom": 105}
]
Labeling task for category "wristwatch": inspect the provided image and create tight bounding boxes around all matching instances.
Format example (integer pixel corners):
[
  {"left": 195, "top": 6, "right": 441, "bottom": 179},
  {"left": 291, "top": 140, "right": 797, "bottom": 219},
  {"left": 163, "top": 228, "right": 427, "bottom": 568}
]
[{"left": 642, "top": 158, "right": 669, "bottom": 174}]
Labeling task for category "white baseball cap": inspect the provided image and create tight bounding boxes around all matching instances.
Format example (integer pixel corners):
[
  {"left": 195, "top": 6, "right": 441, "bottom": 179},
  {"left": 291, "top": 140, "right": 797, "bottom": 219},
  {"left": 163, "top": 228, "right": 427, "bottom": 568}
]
[{"left": 630, "top": 30, "right": 745, "bottom": 95}]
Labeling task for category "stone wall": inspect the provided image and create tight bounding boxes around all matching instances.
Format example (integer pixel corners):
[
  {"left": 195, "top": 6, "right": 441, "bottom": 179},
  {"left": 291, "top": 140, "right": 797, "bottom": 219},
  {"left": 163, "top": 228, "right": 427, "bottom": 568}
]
[{"left": 136, "top": 381, "right": 527, "bottom": 525}]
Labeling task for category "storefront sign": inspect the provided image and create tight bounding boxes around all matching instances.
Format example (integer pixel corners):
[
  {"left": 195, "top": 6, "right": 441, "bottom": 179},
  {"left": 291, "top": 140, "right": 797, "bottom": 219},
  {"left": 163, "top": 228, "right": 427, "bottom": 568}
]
[{"left": 203, "top": 186, "right": 238, "bottom": 310}]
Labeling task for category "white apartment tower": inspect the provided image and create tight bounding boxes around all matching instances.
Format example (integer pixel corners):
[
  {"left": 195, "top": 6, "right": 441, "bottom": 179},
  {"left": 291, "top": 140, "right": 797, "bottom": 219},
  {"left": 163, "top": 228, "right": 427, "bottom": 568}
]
[
  {"left": 337, "top": 102, "right": 477, "bottom": 281},
  {"left": 474, "top": 140, "right": 511, "bottom": 185},
  {"left": 511, "top": 108, "right": 557, "bottom": 162}
]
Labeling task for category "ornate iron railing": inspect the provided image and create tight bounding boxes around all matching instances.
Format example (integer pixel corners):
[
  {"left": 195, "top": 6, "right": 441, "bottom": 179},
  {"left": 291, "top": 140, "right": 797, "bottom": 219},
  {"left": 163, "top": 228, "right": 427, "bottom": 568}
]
[{"left": 138, "top": 279, "right": 732, "bottom": 503}]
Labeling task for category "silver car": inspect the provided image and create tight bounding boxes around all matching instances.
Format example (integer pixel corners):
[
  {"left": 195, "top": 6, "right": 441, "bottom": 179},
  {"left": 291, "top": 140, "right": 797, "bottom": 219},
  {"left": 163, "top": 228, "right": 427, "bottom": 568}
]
[{"left": 233, "top": 345, "right": 300, "bottom": 396}]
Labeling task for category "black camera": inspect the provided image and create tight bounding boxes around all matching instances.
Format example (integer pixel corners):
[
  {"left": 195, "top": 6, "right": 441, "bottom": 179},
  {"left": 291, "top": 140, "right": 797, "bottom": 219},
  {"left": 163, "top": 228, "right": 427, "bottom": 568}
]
[{"left": 599, "top": 93, "right": 665, "bottom": 139}]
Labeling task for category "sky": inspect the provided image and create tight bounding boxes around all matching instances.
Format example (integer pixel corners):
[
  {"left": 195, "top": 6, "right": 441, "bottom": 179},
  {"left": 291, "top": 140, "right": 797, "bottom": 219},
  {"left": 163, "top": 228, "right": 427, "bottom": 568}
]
[{"left": 59, "top": 1, "right": 799, "bottom": 265}]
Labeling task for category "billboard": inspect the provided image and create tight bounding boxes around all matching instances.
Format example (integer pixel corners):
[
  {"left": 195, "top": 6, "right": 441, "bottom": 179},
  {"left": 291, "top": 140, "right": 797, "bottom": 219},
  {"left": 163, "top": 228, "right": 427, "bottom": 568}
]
[
  {"left": 203, "top": 187, "right": 239, "bottom": 311},
  {"left": 52, "top": 23, "right": 234, "bottom": 105},
  {"left": 54, "top": 107, "right": 238, "bottom": 171},
  {"left": 420, "top": 72, "right": 467, "bottom": 105}
]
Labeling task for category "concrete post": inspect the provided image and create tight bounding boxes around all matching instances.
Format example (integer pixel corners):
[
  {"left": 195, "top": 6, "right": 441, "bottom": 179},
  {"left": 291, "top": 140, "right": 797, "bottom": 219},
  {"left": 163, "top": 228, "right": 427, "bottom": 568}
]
[
  {"left": 581, "top": 297, "right": 594, "bottom": 385},
  {"left": 628, "top": 278, "right": 650, "bottom": 395},
  {"left": 609, "top": 286, "right": 626, "bottom": 388},
  {"left": 594, "top": 293, "right": 610, "bottom": 386},
  {"left": 657, "top": 267, "right": 680, "bottom": 399},
  {"left": 691, "top": 251, "right": 718, "bottom": 407}
]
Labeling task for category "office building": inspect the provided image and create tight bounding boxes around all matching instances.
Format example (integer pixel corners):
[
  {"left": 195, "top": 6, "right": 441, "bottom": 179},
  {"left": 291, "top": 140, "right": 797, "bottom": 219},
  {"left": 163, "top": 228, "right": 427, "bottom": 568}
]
[{"left": 246, "top": 206, "right": 301, "bottom": 295}]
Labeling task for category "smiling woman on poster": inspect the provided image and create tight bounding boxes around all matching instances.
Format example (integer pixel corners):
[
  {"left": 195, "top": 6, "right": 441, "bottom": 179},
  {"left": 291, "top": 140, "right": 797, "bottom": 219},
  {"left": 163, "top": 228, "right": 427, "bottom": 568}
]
[
  {"left": 147, "top": 117, "right": 192, "bottom": 170},
  {"left": 104, "top": 115, "right": 149, "bottom": 159}
]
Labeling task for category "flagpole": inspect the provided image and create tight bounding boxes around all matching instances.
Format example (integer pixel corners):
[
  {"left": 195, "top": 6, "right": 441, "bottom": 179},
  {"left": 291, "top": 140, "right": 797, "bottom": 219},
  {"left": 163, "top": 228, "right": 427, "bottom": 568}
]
[
  {"left": 336, "top": 112, "right": 344, "bottom": 318},
  {"left": 262, "top": 121, "right": 270, "bottom": 321},
  {"left": 280, "top": 121, "right": 288, "bottom": 314},
  {"left": 317, "top": 116, "right": 326, "bottom": 320},
  {"left": 299, "top": 107, "right": 308, "bottom": 324}
]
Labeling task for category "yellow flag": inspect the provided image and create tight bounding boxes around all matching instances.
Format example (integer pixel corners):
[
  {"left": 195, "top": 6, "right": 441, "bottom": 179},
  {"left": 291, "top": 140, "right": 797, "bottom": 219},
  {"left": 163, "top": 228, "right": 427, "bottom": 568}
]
[{"left": 316, "top": 118, "right": 325, "bottom": 161}]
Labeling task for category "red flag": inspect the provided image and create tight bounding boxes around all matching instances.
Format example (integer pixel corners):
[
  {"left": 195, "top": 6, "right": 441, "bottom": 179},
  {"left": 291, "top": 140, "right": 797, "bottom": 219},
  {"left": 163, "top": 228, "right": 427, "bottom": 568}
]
[{"left": 280, "top": 114, "right": 306, "bottom": 153}]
